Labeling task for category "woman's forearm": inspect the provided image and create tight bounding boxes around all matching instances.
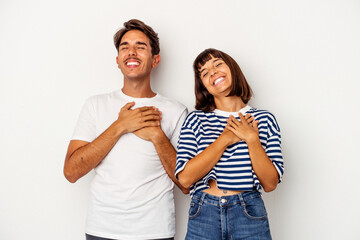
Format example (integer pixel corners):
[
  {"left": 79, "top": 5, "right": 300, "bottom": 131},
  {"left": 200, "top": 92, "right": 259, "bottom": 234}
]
[
  {"left": 247, "top": 137, "right": 279, "bottom": 192},
  {"left": 177, "top": 133, "right": 232, "bottom": 188}
]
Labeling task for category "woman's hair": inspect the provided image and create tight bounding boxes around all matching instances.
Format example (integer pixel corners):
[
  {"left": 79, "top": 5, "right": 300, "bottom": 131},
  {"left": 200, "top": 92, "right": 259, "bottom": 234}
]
[
  {"left": 113, "top": 19, "right": 160, "bottom": 56},
  {"left": 193, "top": 48, "right": 253, "bottom": 112}
]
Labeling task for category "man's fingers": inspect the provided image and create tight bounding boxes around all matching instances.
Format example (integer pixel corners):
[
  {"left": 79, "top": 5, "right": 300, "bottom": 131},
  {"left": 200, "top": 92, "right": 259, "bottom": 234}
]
[
  {"left": 122, "top": 101, "right": 135, "bottom": 110},
  {"left": 137, "top": 106, "right": 157, "bottom": 112},
  {"left": 142, "top": 114, "right": 162, "bottom": 122},
  {"left": 143, "top": 120, "right": 160, "bottom": 127},
  {"left": 141, "top": 109, "right": 162, "bottom": 117}
]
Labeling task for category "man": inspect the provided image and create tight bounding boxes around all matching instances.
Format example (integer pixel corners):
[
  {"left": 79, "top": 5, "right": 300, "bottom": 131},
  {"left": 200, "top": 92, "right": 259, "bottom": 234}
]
[{"left": 64, "top": 19, "right": 188, "bottom": 240}]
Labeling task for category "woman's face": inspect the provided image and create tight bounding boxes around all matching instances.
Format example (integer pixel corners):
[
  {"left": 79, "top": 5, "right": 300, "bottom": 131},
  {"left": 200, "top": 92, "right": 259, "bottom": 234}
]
[{"left": 199, "top": 56, "right": 232, "bottom": 97}]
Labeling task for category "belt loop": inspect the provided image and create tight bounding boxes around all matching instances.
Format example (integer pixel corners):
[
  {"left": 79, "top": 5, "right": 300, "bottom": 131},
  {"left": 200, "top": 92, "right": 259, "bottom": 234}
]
[
  {"left": 200, "top": 192, "right": 207, "bottom": 205},
  {"left": 238, "top": 192, "right": 245, "bottom": 206}
]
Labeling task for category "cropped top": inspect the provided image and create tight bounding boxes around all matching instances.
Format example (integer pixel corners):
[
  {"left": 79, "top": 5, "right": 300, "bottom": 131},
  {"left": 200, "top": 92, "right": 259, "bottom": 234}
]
[{"left": 175, "top": 105, "right": 284, "bottom": 197}]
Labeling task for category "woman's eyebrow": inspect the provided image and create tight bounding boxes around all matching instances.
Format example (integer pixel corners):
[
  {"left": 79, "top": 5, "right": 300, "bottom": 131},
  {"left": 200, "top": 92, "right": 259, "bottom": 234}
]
[
  {"left": 200, "top": 68, "right": 207, "bottom": 74},
  {"left": 200, "top": 58, "right": 222, "bottom": 73}
]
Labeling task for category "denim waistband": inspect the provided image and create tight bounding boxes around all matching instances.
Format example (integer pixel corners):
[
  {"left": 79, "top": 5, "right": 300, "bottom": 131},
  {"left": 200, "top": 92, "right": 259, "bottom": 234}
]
[{"left": 192, "top": 190, "right": 262, "bottom": 207}]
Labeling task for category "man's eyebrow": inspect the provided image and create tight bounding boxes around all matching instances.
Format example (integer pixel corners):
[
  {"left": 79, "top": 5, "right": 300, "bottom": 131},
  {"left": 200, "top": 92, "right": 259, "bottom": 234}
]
[
  {"left": 120, "top": 41, "right": 147, "bottom": 47},
  {"left": 136, "top": 41, "right": 148, "bottom": 46}
]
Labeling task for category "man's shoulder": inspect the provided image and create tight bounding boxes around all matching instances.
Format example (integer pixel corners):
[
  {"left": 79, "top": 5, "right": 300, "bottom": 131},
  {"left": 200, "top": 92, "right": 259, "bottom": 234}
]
[
  {"left": 156, "top": 94, "right": 187, "bottom": 112},
  {"left": 85, "top": 90, "right": 121, "bottom": 104}
]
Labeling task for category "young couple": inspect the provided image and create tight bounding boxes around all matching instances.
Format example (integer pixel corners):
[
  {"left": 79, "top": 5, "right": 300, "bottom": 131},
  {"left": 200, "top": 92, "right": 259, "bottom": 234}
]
[{"left": 64, "top": 19, "right": 284, "bottom": 240}]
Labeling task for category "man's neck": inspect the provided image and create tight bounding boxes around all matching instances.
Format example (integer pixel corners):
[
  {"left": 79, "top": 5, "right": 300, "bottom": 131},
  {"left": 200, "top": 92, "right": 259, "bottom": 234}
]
[{"left": 122, "top": 78, "right": 156, "bottom": 98}]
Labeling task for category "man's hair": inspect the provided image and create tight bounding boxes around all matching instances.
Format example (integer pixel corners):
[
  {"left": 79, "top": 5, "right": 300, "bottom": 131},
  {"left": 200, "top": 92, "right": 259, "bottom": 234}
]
[
  {"left": 113, "top": 19, "right": 160, "bottom": 56},
  {"left": 193, "top": 48, "right": 253, "bottom": 112}
]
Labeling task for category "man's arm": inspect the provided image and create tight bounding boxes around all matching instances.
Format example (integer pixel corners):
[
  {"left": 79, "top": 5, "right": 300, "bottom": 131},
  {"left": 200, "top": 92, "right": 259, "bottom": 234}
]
[
  {"left": 133, "top": 127, "right": 190, "bottom": 194},
  {"left": 153, "top": 131, "right": 190, "bottom": 194},
  {"left": 63, "top": 102, "right": 161, "bottom": 183}
]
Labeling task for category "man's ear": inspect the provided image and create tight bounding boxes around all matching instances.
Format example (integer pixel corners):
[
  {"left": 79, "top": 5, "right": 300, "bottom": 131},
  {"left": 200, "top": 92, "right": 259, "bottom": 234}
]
[
  {"left": 116, "top": 56, "right": 119, "bottom": 66},
  {"left": 152, "top": 55, "right": 161, "bottom": 68}
]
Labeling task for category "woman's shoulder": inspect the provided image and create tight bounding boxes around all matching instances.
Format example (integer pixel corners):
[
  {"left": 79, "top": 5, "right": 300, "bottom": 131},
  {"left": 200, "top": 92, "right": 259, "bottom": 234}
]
[
  {"left": 187, "top": 110, "right": 216, "bottom": 119},
  {"left": 248, "top": 107, "right": 277, "bottom": 120},
  {"left": 183, "top": 110, "right": 214, "bottom": 127},
  {"left": 249, "top": 107, "right": 280, "bottom": 131}
]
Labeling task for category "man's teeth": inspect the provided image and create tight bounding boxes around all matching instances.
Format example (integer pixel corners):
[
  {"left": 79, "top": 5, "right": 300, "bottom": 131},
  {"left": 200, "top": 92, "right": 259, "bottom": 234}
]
[
  {"left": 214, "top": 77, "right": 225, "bottom": 85},
  {"left": 127, "top": 62, "right": 139, "bottom": 66}
]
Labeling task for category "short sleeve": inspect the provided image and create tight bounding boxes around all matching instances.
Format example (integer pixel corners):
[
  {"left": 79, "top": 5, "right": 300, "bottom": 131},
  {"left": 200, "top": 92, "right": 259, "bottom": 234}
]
[
  {"left": 169, "top": 108, "right": 188, "bottom": 149},
  {"left": 71, "top": 97, "right": 97, "bottom": 142},
  {"left": 175, "top": 114, "right": 198, "bottom": 180},
  {"left": 265, "top": 113, "right": 284, "bottom": 182}
]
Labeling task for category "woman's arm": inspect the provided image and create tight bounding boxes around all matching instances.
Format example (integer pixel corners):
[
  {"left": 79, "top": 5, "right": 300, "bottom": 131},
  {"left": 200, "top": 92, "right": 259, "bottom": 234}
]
[
  {"left": 226, "top": 114, "right": 279, "bottom": 192},
  {"left": 177, "top": 128, "right": 239, "bottom": 189},
  {"left": 177, "top": 114, "right": 255, "bottom": 189}
]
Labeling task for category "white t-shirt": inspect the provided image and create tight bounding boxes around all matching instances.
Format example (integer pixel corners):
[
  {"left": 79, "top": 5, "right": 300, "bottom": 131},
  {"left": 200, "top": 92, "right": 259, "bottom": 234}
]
[{"left": 72, "top": 89, "right": 188, "bottom": 240}]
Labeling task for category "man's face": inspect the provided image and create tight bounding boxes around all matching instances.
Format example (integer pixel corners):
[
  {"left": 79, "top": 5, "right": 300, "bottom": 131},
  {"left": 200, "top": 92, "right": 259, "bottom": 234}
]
[{"left": 116, "top": 30, "right": 160, "bottom": 81}]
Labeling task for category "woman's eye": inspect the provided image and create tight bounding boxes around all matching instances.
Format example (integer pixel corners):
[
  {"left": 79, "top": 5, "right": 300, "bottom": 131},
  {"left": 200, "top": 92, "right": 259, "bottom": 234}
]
[
  {"left": 216, "top": 62, "right": 223, "bottom": 67},
  {"left": 202, "top": 72, "right": 208, "bottom": 78}
]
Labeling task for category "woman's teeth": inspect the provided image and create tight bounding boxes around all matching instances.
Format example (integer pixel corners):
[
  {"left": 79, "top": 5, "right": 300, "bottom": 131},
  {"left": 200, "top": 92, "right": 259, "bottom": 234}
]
[{"left": 214, "top": 77, "right": 225, "bottom": 85}]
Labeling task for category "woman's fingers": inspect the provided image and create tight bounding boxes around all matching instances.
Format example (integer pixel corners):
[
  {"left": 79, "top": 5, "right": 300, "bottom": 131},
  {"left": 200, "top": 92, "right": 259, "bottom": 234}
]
[
  {"left": 227, "top": 116, "right": 238, "bottom": 128},
  {"left": 244, "top": 113, "right": 255, "bottom": 124},
  {"left": 252, "top": 120, "right": 259, "bottom": 133},
  {"left": 238, "top": 112, "right": 246, "bottom": 122}
]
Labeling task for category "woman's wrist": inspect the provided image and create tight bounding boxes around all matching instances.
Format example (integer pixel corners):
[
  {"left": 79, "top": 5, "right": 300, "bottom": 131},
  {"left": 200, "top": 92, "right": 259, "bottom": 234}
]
[{"left": 245, "top": 133, "right": 260, "bottom": 145}]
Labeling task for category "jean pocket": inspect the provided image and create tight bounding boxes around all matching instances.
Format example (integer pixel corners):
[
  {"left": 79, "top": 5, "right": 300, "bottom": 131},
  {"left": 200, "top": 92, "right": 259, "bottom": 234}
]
[
  {"left": 242, "top": 195, "right": 268, "bottom": 220},
  {"left": 188, "top": 199, "right": 202, "bottom": 219}
]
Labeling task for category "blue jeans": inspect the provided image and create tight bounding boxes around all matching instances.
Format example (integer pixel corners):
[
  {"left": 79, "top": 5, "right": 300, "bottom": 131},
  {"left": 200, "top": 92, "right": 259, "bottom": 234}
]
[
  {"left": 85, "top": 233, "right": 174, "bottom": 240},
  {"left": 185, "top": 190, "right": 271, "bottom": 240}
]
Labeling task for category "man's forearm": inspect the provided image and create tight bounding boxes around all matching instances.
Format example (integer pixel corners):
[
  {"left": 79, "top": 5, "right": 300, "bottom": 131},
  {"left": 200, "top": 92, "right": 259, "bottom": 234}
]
[
  {"left": 152, "top": 132, "right": 190, "bottom": 194},
  {"left": 64, "top": 121, "right": 125, "bottom": 183}
]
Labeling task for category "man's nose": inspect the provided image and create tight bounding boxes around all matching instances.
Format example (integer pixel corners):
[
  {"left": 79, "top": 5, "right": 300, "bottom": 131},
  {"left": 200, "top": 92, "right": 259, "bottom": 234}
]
[{"left": 128, "top": 46, "right": 137, "bottom": 56}]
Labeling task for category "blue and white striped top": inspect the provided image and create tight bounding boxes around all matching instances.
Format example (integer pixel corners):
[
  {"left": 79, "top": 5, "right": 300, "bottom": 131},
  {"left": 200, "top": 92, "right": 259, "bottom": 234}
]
[{"left": 175, "top": 105, "right": 284, "bottom": 197}]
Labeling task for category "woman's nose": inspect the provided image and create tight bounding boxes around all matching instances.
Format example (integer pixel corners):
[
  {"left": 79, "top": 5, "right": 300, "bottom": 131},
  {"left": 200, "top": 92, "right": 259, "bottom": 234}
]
[{"left": 210, "top": 69, "right": 218, "bottom": 76}]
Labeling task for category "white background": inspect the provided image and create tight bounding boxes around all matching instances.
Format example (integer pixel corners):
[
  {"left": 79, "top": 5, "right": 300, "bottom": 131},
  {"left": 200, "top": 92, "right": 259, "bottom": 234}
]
[{"left": 1, "top": 0, "right": 359, "bottom": 239}]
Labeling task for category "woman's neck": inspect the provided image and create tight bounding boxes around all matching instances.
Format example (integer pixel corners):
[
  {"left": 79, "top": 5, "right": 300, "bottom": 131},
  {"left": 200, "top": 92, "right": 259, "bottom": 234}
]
[{"left": 214, "top": 96, "right": 246, "bottom": 112}]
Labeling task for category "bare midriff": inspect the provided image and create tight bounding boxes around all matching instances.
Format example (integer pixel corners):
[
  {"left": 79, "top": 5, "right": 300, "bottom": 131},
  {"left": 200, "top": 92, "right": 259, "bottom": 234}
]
[{"left": 202, "top": 180, "right": 243, "bottom": 196}]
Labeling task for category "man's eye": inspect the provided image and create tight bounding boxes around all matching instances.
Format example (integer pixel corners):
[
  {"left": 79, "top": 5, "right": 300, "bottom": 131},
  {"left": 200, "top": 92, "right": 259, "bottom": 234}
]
[
  {"left": 137, "top": 47, "right": 145, "bottom": 50},
  {"left": 120, "top": 47, "right": 128, "bottom": 51}
]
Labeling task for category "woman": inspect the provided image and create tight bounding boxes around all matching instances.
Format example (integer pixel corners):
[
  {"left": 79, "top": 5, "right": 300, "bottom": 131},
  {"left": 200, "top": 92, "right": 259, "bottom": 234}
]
[{"left": 175, "top": 48, "right": 284, "bottom": 240}]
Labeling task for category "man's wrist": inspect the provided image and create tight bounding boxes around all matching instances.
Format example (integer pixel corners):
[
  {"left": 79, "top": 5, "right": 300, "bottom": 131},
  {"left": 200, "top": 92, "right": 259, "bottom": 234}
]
[
  {"left": 151, "top": 128, "right": 167, "bottom": 144},
  {"left": 111, "top": 120, "right": 127, "bottom": 137}
]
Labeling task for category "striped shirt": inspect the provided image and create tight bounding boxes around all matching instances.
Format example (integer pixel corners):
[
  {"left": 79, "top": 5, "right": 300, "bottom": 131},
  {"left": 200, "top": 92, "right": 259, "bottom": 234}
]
[{"left": 175, "top": 105, "right": 284, "bottom": 197}]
